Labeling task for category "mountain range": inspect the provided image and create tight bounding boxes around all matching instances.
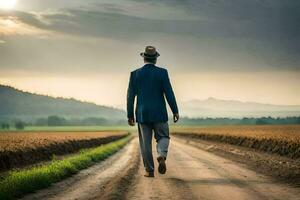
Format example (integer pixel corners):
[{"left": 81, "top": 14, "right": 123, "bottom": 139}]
[
  {"left": 180, "top": 97, "right": 300, "bottom": 118},
  {"left": 0, "top": 85, "right": 125, "bottom": 122},
  {"left": 1, "top": 84, "right": 299, "bottom": 122}
]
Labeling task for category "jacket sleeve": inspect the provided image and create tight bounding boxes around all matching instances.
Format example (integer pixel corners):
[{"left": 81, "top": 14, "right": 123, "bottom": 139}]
[
  {"left": 127, "top": 72, "right": 136, "bottom": 119},
  {"left": 162, "top": 69, "right": 179, "bottom": 114}
]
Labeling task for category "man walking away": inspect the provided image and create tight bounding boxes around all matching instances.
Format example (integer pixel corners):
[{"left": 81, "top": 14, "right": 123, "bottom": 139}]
[{"left": 127, "top": 46, "right": 179, "bottom": 177}]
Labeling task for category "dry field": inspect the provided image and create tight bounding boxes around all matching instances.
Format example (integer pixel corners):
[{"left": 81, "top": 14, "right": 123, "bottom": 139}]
[
  {"left": 0, "top": 131, "right": 128, "bottom": 171},
  {"left": 171, "top": 125, "right": 300, "bottom": 159}
]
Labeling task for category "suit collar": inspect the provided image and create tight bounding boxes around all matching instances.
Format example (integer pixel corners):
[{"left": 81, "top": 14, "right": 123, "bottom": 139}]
[{"left": 143, "top": 63, "right": 155, "bottom": 67}]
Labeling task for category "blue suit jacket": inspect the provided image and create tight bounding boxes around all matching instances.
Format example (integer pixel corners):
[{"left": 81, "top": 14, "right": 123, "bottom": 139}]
[{"left": 127, "top": 64, "right": 178, "bottom": 123}]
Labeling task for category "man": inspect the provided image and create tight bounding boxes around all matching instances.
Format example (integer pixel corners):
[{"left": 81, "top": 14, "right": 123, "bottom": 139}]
[{"left": 127, "top": 46, "right": 179, "bottom": 178}]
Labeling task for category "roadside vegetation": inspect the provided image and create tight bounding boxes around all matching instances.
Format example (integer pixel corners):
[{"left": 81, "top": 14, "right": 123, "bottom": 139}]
[
  {"left": 0, "top": 136, "right": 131, "bottom": 200},
  {"left": 1, "top": 116, "right": 299, "bottom": 132},
  {"left": 172, "top": 125, "right": 300, "bottom": 159}
]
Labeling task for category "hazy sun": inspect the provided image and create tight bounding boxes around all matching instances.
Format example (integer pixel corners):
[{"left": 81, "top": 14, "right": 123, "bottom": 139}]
[{"left": 0, "top": 0, "right": 17, "bottom": 10}]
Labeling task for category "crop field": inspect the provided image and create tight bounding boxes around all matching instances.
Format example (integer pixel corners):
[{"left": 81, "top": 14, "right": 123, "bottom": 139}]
[
  {"left": 171, "top": 125, "right": 300, "bottom": 159},
  {"left": 0, "top": 136, "right": 131, "bottom": 200},
  {"left": 0, "top": 131, "right": 129, "bottom": 171}
]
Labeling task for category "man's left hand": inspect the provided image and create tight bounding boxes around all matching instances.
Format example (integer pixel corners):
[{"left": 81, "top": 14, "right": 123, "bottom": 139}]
[{"left": 173, "top": 113, "right": 179, "bottom": 123}]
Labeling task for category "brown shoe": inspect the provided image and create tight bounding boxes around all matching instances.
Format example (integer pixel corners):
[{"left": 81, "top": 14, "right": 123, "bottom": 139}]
[
  {"left": 144, "top": 171, "right": 154, "bottom": 178},
  {"left": 157, "top": 156, "right": 166, "bottom": 174}
]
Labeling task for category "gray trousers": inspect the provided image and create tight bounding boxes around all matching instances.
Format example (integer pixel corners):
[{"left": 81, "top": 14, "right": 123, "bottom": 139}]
[{"left": 138, "top": 122, "right": 170, "bottom": 173}]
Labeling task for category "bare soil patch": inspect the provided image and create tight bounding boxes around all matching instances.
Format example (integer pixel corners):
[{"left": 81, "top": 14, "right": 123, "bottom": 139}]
[{"left": 174, "top": 135, "right": 300, "bottom": 187}]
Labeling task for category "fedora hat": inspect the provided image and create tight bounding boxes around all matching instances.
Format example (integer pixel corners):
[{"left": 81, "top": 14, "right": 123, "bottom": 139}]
[{"left": 140, "top": 46, "right": 160, "bottom": 58}]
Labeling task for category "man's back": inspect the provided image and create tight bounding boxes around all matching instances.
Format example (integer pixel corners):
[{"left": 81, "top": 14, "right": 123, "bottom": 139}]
[{"left": 127, "top": 64, "right": 178, "bottom": 123}]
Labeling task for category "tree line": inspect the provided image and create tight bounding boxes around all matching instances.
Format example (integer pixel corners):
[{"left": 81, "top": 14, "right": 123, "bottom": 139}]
[
  {"left": 1, "top": 121, "right": 25, "bottom": 130},
  {"left": 0, "top": 115, "right": 126, "bottom": 130},
  {"left": 178, "top": 116, "right": 300, "bottom": 125},
  {"left": 1, "top": 116, "right": 300, "bottom": 130},
  {"left": 34, "top": 116, "right": 124, "bottom": 126}
]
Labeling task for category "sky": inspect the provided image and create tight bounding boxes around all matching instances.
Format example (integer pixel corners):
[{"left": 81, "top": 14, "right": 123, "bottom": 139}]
[{"left": 0, "top": 0, "right": 300, "bottom": 108}]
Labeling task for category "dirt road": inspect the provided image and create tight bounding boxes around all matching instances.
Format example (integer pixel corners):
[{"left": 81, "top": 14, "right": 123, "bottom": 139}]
[
  {"left": 22, "top": 137, "right": 300, "bottom": 200},
  {"left": 127, "top": 138, "right": 300, "bottom": 200}
]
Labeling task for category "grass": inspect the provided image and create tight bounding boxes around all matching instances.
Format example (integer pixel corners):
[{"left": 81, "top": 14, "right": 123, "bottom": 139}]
[
  {"left": 0, "top": 125, "right": 135, "bottom": 132},
  {"left": 0, "top": 135, "right": 131, "bottom": 200}
]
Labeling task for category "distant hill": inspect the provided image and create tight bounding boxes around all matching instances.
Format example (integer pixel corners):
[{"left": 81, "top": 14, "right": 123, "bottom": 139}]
[
  {"left": 0, "top": 85, "right": 125, "bottom": 122},
  {"left": 181, "top": 97, "right": 300, "bottom": 118}
]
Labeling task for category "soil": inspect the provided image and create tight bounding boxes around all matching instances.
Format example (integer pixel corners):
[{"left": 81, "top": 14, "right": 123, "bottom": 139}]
[{"left": 174, "top": 135, "right": 300, "bottom": 187}]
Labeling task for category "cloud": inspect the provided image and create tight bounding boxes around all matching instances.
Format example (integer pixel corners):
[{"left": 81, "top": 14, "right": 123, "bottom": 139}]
[
  {"left": 0, "top": 10, "right": 55, "bottom": 37},
  {"left": 2, "top": 1, "right": 300, "bottom": 41},
  {"left": 8, "top": 6, "right": 299, "bottom": 70},
  {"left": 0, "top": 0, "right": 299, "bottom": 73},
  {"left": 0, "top": 16, "right": 50, "bottom": 36},
  {"left": 127, "top": 0, "right": 300, "bottom": 55}
]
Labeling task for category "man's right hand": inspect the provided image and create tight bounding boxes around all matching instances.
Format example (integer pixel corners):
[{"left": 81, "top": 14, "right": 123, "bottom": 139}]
[
  {"left": 128, "top": 118, "right": 135, "bottom": 126},
  {"left": 173, "top": 113, "right": 179, "bottom": 123}
]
